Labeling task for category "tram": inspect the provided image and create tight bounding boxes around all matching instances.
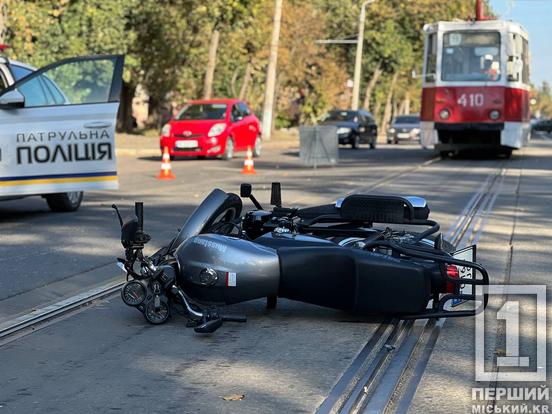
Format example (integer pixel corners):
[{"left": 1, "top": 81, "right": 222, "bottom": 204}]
[{"left": 420, "top": 0, "right": 530, "bottom": 156}]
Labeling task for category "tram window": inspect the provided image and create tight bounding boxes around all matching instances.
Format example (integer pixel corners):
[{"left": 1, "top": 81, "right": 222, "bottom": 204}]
[
  {"left": 522, "top": 38, "right": 529, "bottom": 83},
  {"left": 425, "top": 33, "right": 437, "bottom": 82},
  {"left": 442, "top": 31, "right": 501, "bottom": 82}
]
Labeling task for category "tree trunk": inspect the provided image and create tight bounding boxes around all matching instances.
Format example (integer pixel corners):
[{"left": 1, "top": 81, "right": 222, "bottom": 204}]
[
  {"left": 403, "top": 91, "right": 411, "bottom": 115},
  {"left": 261, "top": 0, "right": 283, "bottom": 141},
  {"left": 362, "top": 63, "right": 382, "bottom": 111},
  {"left": 381, "top": 72, "right": 399, "bottom": 136},
  {"left": 116, "top": 81, "right": 136, "bottom": 133},
  {"left": 230, "top": 67, "right": 240, "bottom": 97},
  {"left": 239, "top": 61, "right": 252, "bottom": 100},
  {"left": 203, "top": 29, "right": 220, "bottom": 99}
]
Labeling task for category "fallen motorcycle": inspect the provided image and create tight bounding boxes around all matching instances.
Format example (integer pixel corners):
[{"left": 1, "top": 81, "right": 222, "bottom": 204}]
[{"left": 113, "top": 183, "right": 488, "bottom": 333}]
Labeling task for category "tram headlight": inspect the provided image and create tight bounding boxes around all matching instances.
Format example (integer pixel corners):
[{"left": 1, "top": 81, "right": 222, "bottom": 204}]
[
  {"left": 439, "top": 109, "right": 451, "bottom": 120},
  {"left": 489, "top": 110, "right": 501, "bottom": 120}
]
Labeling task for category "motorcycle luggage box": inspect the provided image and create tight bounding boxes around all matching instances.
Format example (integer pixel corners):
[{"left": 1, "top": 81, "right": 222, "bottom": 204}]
[{"left": 277, "top": 247, "right": 431, "bottom": 315}]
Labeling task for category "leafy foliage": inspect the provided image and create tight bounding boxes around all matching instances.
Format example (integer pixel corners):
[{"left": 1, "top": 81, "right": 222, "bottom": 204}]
[{"left": 3, "top": 0, "right": 489, "bottom": 129}]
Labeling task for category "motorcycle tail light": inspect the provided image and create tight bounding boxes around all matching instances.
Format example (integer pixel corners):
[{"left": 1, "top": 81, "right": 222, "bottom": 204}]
[{"left": 445, "top": 264, "right": 459, "bottom": 293}]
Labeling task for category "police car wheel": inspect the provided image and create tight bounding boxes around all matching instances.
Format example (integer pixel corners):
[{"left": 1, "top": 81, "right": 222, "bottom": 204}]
[{"left": 45, "top": 191, "right": 83, "bottom": 212}]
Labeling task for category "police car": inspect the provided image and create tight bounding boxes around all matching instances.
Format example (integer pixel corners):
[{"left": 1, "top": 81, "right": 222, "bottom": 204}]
[{"left": 0, "top": 45, "right": 124, "bottom": 211}]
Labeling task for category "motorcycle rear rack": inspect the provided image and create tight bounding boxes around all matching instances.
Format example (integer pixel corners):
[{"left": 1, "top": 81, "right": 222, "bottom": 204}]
[{"left": 374, "top": 241, "right": 489, "bottom": 319}]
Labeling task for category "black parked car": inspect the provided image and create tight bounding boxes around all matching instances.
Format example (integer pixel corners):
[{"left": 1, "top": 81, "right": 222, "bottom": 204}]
[
  {"left": 320, "top": 109, "right": 378, "bottom": 149},
  {"left": 531, "top": 118, "right": 552, "bottom": 138},
  {"left": 387, "top": 114, "right": 421, "bottom": 144}
]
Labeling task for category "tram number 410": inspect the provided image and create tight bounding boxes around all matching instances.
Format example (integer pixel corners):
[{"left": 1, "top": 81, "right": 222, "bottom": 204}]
[{"left": 457, "top": 93, "right": 484, "bottom": 107}]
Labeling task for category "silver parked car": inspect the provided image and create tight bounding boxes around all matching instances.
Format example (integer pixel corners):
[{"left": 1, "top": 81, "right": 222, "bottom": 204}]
[{"left": 387, "top": 115, "right": 421, "bottom": 144}]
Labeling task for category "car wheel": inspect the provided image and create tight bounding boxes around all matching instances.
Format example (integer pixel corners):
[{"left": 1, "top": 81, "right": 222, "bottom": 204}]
[
  {"left": 351, "top": 135, "right": 360, "bottom": 149},
  {"left": 393, "top": 138, "right": 399, "bottom": 144},
  {"left": 197, "top": 155, "right": 206, "bottom": 160},
  {"left": 221, "top": 137, "right": 234, "bottom": 160},
  {"left": 370, "top": 141, "right": 376, "bottom": 149},
  {"left": 252, "top": 136, "right": 262, "bottom": 157},
  {"left": 45, "top": 191, "right": 83, "bottom": 212},
  {"left": 387, "top": 139, "right": 392, "bottom": 144}
]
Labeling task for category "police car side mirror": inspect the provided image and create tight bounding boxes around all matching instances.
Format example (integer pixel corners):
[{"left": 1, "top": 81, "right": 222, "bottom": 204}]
[{"left": 0, "top": 89, "right": 25, "bottom": 109}]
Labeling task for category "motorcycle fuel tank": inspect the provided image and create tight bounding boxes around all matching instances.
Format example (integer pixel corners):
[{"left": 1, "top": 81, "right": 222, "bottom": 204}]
[{"left": 175, "top": 234, "right": 280, "bottom": 304}]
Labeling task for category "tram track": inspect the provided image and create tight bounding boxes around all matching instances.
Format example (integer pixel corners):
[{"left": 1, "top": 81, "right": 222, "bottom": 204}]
[
  {"left": 0, "top": 155, "right": 507, "bottom": 414},
  {"left": 316, "top": 160, "right": 508, "bottom": 414}
]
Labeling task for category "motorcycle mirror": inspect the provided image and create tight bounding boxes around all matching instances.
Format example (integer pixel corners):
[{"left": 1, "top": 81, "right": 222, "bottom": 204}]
[
  {"left": 270, "top": 182, "right": 282, "bottom": 207},
  {"left": 194, "top": 317, "right": 223, "bottom": 334},
  {"left": 240, "top": 183, "right": 252, "bottom": 198},
  {"left": 240, "top": 183, "right": 263, "bottom": 209},
  {"left": 111, "top": 204, "right": 123, "bottom": 228}
]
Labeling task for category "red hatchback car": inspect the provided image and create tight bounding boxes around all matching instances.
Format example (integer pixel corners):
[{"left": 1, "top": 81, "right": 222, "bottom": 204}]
[{"left": 160, "top": 99, "right": 261, "bottom": 160}]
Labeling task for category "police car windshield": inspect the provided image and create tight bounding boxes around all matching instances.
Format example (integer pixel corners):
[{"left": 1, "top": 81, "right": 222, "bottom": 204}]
[
  {"left": 11, "top": 65, "right": 33, "bottom": 81},
  {"left": 441, "top": 31, "right": 501, "bottom": 82},
  {"left": 177, "top": 104, "right": 227, "bottom": 120}
]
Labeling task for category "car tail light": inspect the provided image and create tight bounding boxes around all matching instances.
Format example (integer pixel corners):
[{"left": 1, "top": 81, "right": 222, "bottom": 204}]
[{"left": 445, "top": 264, "right": 459, "bottom": 293}]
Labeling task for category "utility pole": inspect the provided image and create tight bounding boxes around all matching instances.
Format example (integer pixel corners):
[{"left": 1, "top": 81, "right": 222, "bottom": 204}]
[
  {"left": 261, "top": 0, "right": 283, "bottom": 141},
  {"left": 351, "top": 0, "right": 375, "bottom": 110}
]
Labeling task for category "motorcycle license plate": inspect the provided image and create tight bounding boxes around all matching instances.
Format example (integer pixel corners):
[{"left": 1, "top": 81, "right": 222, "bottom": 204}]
[
  {"left": 451, "top": 245, "right": 476, "bottom": 306},
  {"left": 397, "top": 133, "right": 410, "bottom": 139},
  {"left": 175, "top": 140, "right": 198, "bottom": 149}
]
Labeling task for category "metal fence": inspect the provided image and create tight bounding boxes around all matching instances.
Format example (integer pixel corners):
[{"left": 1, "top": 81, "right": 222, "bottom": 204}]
[{"left": 299, "top": 125, "right": 339, "bottom": 167}]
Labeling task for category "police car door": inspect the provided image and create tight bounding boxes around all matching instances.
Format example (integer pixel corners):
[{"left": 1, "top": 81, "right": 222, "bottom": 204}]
[{"left": 0, "top": 55, "right": 124, "bottom": 197}]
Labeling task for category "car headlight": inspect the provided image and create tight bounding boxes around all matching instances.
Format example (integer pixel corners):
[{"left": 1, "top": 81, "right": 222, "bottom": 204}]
[
  {"left": 337, "top": 127, "right": 351, "bottom": 134},
  {"left": 439, "top": 109, "right": 451, "bottom": 120},
  {"left": 411, "top": 128, "right": 420, "bottom": 135},
  {"left": 489, "top": 110, "right": 501, "bottom": 120},
  {"left": 388, "top": 128, "right": 396, "bottom": 133},
  {"left": 208, "top": 123, "right": 226, "bottom": 137},
  {"left": 161, "top": 124, "right": 171, "bottom": 136}
]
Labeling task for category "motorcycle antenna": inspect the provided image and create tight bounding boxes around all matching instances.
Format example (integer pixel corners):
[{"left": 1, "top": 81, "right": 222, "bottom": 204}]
[{"left": 111, "top": 204, "right": 123, "bottom": 227}]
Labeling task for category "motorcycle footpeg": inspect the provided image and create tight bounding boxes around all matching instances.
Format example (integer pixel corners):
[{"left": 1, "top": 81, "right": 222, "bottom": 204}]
[{"left": 194, "top": 317, "right": 223, "bottom": 333}]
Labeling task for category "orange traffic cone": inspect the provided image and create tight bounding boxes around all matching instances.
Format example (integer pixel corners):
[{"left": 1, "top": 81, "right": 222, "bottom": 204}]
[
  {"left": 241, "top": 146, "right": 256, "bottom": 175},
  {"left": 157, "top": 147, "right": 176, "bottom": 180}
]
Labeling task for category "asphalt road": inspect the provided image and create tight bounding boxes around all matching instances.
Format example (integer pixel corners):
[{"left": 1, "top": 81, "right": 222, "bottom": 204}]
[{"left": 0, "top": 140, "right": 550, "bottom": 413}]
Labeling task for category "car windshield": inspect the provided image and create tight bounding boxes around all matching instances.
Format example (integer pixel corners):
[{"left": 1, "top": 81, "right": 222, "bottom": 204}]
[
  {"left": 442, "top": 31, "right": 501, "bottom": 82},
  {"left": 177, "top": 103, "right": 227, "bottom": 120},
  {"left": 323, "top": 111, "right": 356, "bottom": 122},
  {"left": 394, "top": 116, "right": 420, "bottom": 124}
]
